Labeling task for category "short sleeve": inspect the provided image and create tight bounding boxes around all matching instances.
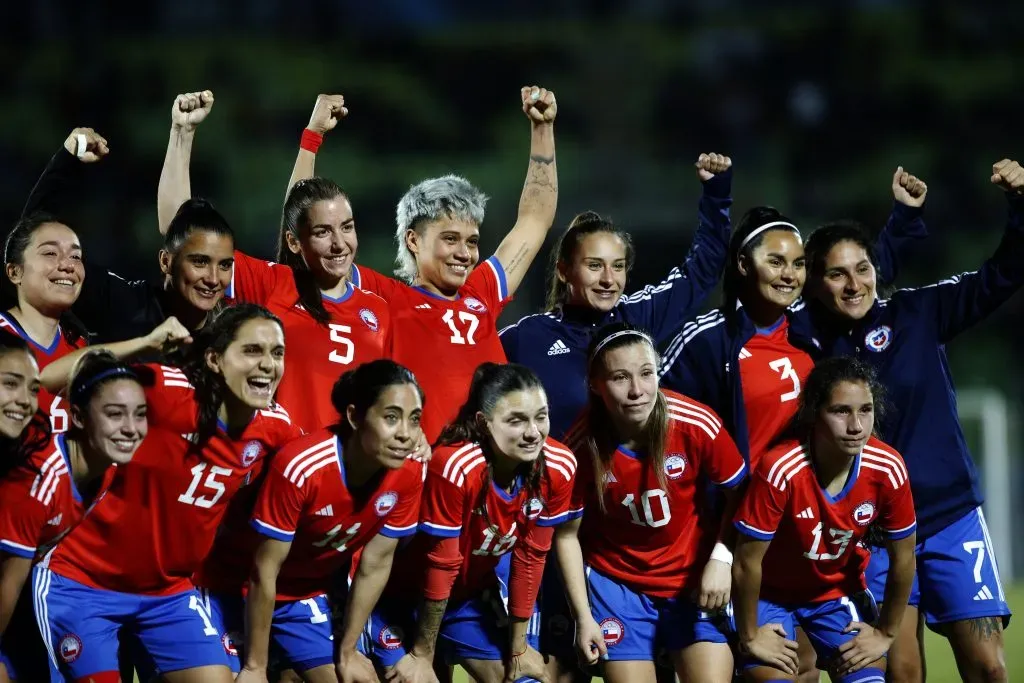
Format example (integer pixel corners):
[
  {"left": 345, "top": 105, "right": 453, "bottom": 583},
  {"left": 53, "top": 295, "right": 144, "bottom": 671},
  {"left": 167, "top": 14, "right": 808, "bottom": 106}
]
[
  {"left": 419, "top": 463, "right": 468, "bottom": 538},
  {"left": 537, "top": 443, "right": 578, "bottom": 527},
  {"left": 250, "top": 456, "right": 309, "bottom": 542},
  {"left": 701, "top": 425, "right": 748, "bottom": 489},
  {"left": 878, "top": 462, "right": 917, "bottom": 541},
  {"left": 0, "top": 479, "right": 47, "bottom": 558},
  {"left": 734, "top": 468, "right": 789, "bottom": 541},
  {"left": 350, "top": 265, "right": 402, "bottom": 302},
  {"left": 139, "top": 364, "right": 198, "bottom": 429},
  {"left": 227, "top": 250, "right": 277, "bottom": 305},
  {"left": 380, "top": 463, "right": 424, "bottom": 538},
  {"left": 466, "top": 256, "right": 511, "bottom": 311}
]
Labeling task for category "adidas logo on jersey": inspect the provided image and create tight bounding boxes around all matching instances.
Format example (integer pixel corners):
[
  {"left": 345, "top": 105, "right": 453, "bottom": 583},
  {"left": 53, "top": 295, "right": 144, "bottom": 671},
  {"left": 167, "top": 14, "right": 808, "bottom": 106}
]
[
  {"left": 547, "top": 339, "right": 570, "bottom": 356},
  {"left": 602, "top": 471, "right": 618, "bottom": 484},
  {"left": 47, "top": 513, "right": 63, "bottom": 526},
  {"left": 973, "top": 585, "right": 995, "bottom": 601},
  {"left": 415, "top": 303, "right": 431, "bottom": 310},
  {"left": 315, "top": 505, "right": 334, "bottom": 517},
  {"left": 739, "top": 347, "right": 752, "bottom": 359},
  {"left": 796, "top": 507, "right": 814, "bottom": 519}
]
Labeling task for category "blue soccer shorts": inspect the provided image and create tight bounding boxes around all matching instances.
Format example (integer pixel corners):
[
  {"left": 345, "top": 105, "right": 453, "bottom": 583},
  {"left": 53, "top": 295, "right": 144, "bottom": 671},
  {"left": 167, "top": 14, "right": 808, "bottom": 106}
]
[
  {"left": 585, "top": 565, "right": 732, "bottom": 661},
  {"left": 205, "top": 591, "right": 335, "bottom": 674},
  {"left": 33, "top": 567, "right": 232, "bottom": 680},
  {"left": 865, "top": 507, "right": 1011, "bottom": 629},
  {"left": 743, "top": 591, "right": 883, "bottom": 682}
]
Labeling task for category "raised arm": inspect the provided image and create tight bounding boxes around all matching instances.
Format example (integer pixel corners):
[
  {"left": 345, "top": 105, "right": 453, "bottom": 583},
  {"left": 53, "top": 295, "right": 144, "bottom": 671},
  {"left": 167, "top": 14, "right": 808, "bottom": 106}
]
[
  {"left": 285, "top": 94, "right": 347, "bottom": 198},
  {"left": 873, "top": 166, "right": 929, "bottom": 285},
  {"left": 493, "top": 86, "right": 558, "bottom": 297},
  {"left": 157, "top": 90, "right": 214, "bottom": 235},
  {"left": 22, "top": 127, "right": 109, "bottom": 219},
  {"left": 619, "top": 153, "right": 732, "bottom": 343}
]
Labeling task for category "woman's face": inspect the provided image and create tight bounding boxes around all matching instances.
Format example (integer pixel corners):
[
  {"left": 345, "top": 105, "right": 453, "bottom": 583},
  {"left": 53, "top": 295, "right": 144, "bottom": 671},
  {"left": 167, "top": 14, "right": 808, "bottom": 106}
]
[
  {"left": 406, "top": 217, "right": 480, "bottom": 294},
  {"left": 74, "top": 379, "right": 148, "bottom": 465},
  {"left": 592, "top": 341, "right": 660, "bottom": 434},
  {"left": 7, "top": 222, "right": 84, "bottom": 316},
  {"left": 813, "top": 240, "right": 877, "bottom": 320},
  {"left": 560, "top": 232, "right": 628, "bottom": 313},
  {"left": 0, "top": 349, "right": 39, "bottom": 439},
  {"left": 207, "top": 318, "right": 286, "bottom": 410},
  {"left": 814, "top": 379, "right": 874, "bottom": 458},
  {"left": 480, "top": 387, "right": 550, "bottom": 466},
  {"left": 287, "top": 197, "right": 358, "bottom": 285},
  {"left": 352, "top": 383, "right": 423, "bottom": 470},
  {"left": 740, "top": 230, "right": 806, "bottom": 310}
]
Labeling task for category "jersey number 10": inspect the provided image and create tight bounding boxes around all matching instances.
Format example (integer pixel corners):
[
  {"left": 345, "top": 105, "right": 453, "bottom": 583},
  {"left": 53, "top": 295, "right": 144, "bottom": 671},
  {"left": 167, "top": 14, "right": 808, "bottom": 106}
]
[{"left": 622, "top": 490, "right": 671, "bottom": 528}]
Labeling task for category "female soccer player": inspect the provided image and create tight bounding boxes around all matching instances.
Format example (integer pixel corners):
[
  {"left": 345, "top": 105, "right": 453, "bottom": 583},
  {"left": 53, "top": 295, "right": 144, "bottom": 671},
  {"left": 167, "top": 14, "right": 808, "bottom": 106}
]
[
  {"left": 1, "top": 346, "right": 148, "bottom": 683},
  {"left": 367, "top": 363, "right": 577, "bottom": 683},
  {"left": 733, "top": 357, "right": 917, "bottom": 683},
  {"left": 800, "top": 159, "right": 1024, "bottom": 683},
  {"left": 500, "top": 152, "right": 733, "bottom": 439},
  {"left": 2, "top": 211, "right": 89, "bottom": 432},
  {"left": 215, "top": 360, "right": 425, "bottom": 683},
  {"left": 156, "top": 92, "right": 390, "bottom": 433},
  {"left": 291, "top": 86, "right": 560, "bottom": 442},
  {"left": 556, "top": 323, "right": 748, "bottom": 683},
  {"left": 34, "top": 304, "right": 300, "bottom": 683},
  {"left": 23, "top": 126, "right": 236, "bottom": 342}
]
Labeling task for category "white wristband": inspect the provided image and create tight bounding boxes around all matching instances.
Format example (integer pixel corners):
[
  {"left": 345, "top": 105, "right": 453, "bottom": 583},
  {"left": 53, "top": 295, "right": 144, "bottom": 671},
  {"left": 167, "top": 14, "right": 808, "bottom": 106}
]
[
  {"left": 710, "top": 542, "right": 733, "bottom": 566},
  {"left": 75, "top": 134, "right": 88, "bottom": 158}
]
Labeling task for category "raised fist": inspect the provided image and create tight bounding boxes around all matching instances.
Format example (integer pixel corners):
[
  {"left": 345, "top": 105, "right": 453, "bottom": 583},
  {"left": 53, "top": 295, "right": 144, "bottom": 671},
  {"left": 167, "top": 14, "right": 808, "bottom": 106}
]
[
  {"left": 695, "top": 153, "right": 731, "bottom": 182},
  {"left": 171, "top": 90, "right": 214, "bottom": 132},
  {"left": 892, "top": 166, "right": 927, "bottom": 207},
  {"left": 521, "top": 86, "right": 557, "bottom": 124},
  {"left": 307, "top": 94, "right": 348, "bottom": 135},
  {"left": 62, "top": 127, "right": 109, "bottom": 163},
  {"left": 991, "top": 159, "right": 1024, "bottom": 195}
]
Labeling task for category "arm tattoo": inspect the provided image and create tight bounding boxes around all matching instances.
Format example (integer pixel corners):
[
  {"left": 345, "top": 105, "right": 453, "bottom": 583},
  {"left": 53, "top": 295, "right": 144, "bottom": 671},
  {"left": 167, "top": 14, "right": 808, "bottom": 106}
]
[
  {"left": 504, "top": 243, "right": 530, "bottom": 278},
  {"left": 415, "top": 598, "right": 448, "bottom": 655},
  {"left": 529, "top": 153, "right": 555, "bottom": 165},
  {"left": 968, "top": 616, "right": 1002, "bottom": 641}
]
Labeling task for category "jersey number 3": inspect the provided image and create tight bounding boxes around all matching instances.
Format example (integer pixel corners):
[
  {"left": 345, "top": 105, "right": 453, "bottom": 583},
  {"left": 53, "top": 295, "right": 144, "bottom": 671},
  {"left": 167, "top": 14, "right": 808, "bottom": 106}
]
[{"left": 769, "top": 357, "right": 801, "bottom": 403}]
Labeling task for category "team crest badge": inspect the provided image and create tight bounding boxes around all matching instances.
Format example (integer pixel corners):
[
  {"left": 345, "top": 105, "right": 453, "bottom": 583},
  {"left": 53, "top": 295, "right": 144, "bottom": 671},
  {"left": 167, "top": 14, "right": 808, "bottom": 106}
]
[
  {"left": 59, "top": 633, "right": 83, "bottom": 663},
  {"left": 241, "top": 441, "right": 263, "bottom": 467},
  {"left": 359, "top": 308, "right": 380, "bottom": 332},
  {"left": 464, "top": 297, "right": 487, "bottom": 313},
  {"left": 864, "top": 326, "right": 892, "bottom": 352},
  {"left": 522, "top": 498, "right": 543, "bottom": 520},
  {"left": 222, "top": 632, "right": 241, "bottom": 657},
  {"left": 374, "top": 491, "right": 399, "bottom": 516},
  {"left": 852, "top": 501, "right": 876, "bottom": 526},
  {"left": 664, "top": 454, "right": 687, "bottom": 480},
  {"left": 600, "top": 617, "right": 625, "bottom": 646},
  {"left": 378, "top": 625, "right": 404, "bottom": 650}
]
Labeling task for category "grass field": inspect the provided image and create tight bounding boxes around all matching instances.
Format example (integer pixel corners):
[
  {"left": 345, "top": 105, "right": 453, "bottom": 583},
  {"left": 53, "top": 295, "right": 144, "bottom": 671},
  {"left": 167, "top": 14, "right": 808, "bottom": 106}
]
[{"left": 446, "top": 583, "right": 1023, "bottom": 682}]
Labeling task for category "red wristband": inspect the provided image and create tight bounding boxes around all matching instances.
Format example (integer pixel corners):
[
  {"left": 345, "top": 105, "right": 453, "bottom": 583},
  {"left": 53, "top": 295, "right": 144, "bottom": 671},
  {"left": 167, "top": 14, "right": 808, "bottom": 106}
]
[{"left": 300, "top": 128, "right": 323, "bottom": 154}]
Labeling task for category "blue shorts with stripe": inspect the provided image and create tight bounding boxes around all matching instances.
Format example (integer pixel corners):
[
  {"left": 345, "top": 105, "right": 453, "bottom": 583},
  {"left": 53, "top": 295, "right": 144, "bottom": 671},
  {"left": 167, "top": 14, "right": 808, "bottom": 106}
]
[
  {"left": 865, "top": 507, "right": 1011, "bottom": 629},
  {"left": 32, "top": 567, "right": 232, "bottom": 681},
  {"left": 206, "top": 591, "right": 335, "bottom": 674},
  {"left": 743, "top": 591, "right": 880, "bottom": 681},
  {"left": 585, "top": 566, "right": 732, "bottom": 661}
]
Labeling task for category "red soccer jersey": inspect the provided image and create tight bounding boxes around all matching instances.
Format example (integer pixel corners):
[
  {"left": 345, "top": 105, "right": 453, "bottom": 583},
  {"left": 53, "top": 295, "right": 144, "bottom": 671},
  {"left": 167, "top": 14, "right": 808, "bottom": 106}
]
[
  {"left": 565, "top": 390, "right": 747, "bottom": 599},
  {"left": 734, "top": 437, "right": 917, "bottom": 604},
  {"left": 738, "top": 320, "right": 815, "bottom": 467},
  {"left": 0, "top": 312, "right": 87, "bottom": 434},
  {"left": 0, "top": 435, "right": 86, "bottom": 560},
  {"left": 240, "top": 429, "right": 424, "bottom": 601},
  {"left": 415, "top": 438, "right": 577, "bottom": 604},
  {"left": 45, "top": 364, "right": 301, "bottom": 595},
  {"left": 228, "top": 251, "right": 391, "bottom": 434},
  {"left": 351, "top": 258, "right": 510, "bottom": 442}
]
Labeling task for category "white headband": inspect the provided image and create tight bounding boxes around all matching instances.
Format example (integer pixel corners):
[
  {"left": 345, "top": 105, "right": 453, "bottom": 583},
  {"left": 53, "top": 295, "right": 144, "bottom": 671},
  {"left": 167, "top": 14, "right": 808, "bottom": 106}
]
[
  {"left": 738, "top": 220, "right": 801, "bottom": 250},
  {"left": 591, "top": 329, "right": 654, "bottom": 365}
]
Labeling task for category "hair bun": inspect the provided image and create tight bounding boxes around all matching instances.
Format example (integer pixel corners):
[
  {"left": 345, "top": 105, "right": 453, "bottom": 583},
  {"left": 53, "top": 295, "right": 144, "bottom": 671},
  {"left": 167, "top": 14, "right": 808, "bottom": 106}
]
[{"left": 568, "top": 210, "right": 605, "bottom": 230}]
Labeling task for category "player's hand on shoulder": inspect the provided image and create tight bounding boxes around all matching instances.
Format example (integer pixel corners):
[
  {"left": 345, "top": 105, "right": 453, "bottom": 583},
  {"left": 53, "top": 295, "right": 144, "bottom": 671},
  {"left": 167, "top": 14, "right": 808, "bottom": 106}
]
[
  {"left": 992, "top": 158, "right": 1024, "bottom": 195},
  {"left": 307, "top": 94, "right": 348, "bottom": 135},
  {"left": 171, "top": 90, "right": 214, "bottom": 132},
  {"left": 63, "top": 127, "right": 109, "bottom": 163},
  {"left": 741, "top": 623, "right": 799, "bottom": 676},
  {"left": 146, "top": 316, "right": 193, "bottom": 351},
  {"left": 696, "top": 557, "right": 731, "bottom": 611},
  {"left": 695, "top": 153, "right": 731, "bottom": 182},
  {"left": 892, "top": 166, "right": 927, "bottom": 207},
  {"left": 521, "top": 86, "right": 556, "bottom": 125}
]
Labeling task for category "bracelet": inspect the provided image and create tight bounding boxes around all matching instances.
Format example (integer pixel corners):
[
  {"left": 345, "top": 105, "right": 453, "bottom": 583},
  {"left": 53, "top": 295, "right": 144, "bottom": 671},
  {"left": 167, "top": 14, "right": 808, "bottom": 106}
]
[
  {"left": 710, "top": 541, "right": 733, "bottom": 566},
  {"left": 300, "top": 128, "right": 323, "bottom": 154}
]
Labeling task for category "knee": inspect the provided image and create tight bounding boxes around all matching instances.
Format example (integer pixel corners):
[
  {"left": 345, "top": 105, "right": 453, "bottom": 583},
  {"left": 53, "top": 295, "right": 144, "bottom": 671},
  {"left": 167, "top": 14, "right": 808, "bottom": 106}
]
[
  {"left": 887, "top": 650, "right": 924, "bottom": 683},
  {"left": 973, "top": 660, "right": 1008, "bottom": 683}
]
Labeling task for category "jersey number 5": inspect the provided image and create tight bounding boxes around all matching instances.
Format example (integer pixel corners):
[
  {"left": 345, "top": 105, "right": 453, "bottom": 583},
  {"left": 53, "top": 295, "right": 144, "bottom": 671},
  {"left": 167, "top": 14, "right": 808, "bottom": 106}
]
[
  {"left": 769, "top": 357, "right": 801, "bottom": 403},
  {"left": 329, "top": 324, "right": 355, "bottom": 365},
  {"left": 442, "top": 309, "right": 479, "bottom": 345}
]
